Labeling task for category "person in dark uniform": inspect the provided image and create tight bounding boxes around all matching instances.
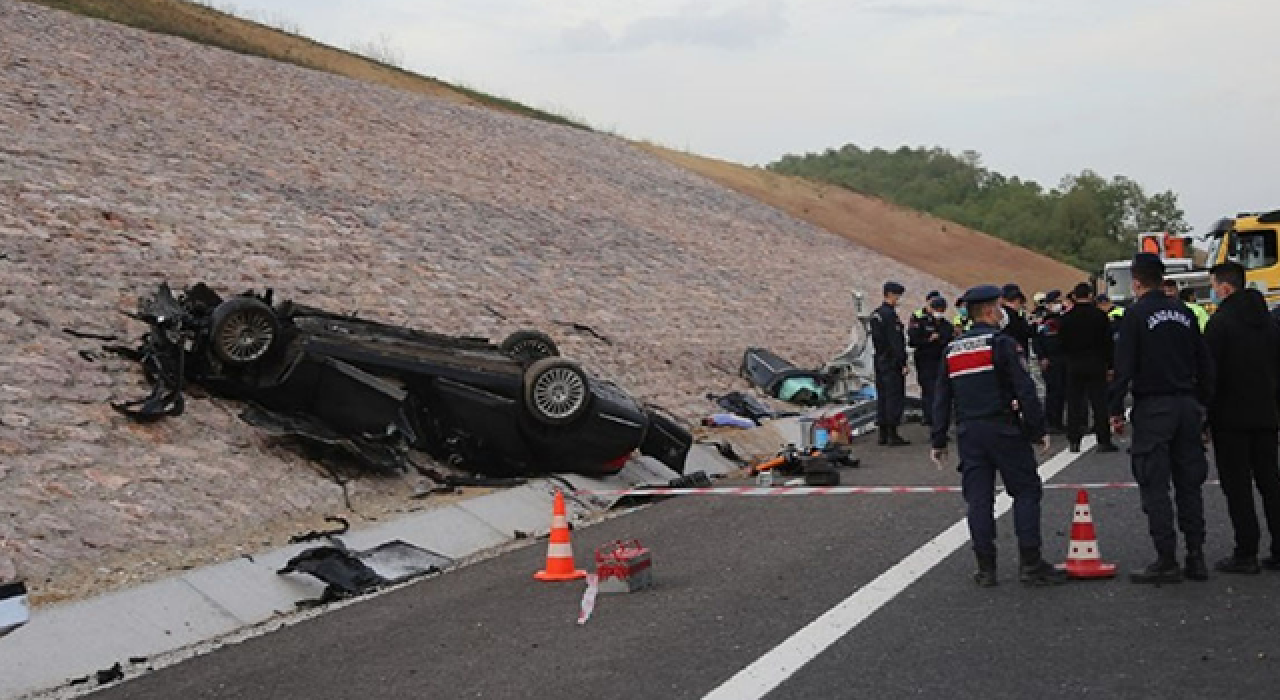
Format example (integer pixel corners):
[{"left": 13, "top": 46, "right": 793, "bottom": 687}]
[
  {"left": 870, "top": 281, "right": 910, "bottom": 446},
  {"left": 999, "top": 284, "right": 1034, "bottom": 358},
  {"left": 909, "top": 294, "right": 954, "bottom": 427},
  {"left": 1033, "top": 290, "right": 1067, "bottom": 433},
  {"left": 1059, "top": 283, "right": 1116, "bottom": 453},
  {"left": 1109, "top": 253, "right": 1215, "bottom": 584},
  {"left": 1203, "top": 261, "right": 1280, "bottom": 574},
  {"left": 931, "top": 285, "right": 1066, "bottom": 587}
]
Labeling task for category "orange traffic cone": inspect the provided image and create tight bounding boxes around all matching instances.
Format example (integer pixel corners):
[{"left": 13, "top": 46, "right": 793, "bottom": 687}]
[
  {"left": 534, "top": 491, "right": 587, "bottom": 582},
  {"left": 1057, "top": 489, "right": 1117, "bottom": 579}
]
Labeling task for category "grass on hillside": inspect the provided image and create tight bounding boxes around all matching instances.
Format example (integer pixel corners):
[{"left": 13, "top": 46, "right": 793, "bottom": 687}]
[
  {"left": 641, "top": 145, "right": 1087, "bottom": 291},
  {"left": 24, "top": 0, "right": 591, "bottom": 130}
]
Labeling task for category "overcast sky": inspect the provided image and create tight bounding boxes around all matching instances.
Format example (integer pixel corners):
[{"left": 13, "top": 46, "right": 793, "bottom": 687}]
[{"left": 230, "top": 0, "right": 1278, "bottom": 233}]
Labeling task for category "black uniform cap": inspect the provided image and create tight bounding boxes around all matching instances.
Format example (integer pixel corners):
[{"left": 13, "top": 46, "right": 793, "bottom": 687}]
[
  {"left": 884, "top": 281, "right": 906, "bottom": 295},
  {"left": 1044, "top": 289, "right": 1062, "bottom": 303},
  {"left": 929, "top": 296, "right": 948, "bottom": 311},
  {"left": 925, "top": 289, "right": 941, "bottom": 301},
  {"left": 1132, "top": 252, "right": 1165, "bottom": 278},
  {"left": 961, "top": 284, "right": 1003, "bottom": 305},
  {"left": 1001, "top": 283, "right": 1022, "bottom": 301}
]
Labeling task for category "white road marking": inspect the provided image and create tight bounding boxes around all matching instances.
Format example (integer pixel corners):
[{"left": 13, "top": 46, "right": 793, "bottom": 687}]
[{"left": 703, "top": 438, "right": 1097, "bottom": 700}]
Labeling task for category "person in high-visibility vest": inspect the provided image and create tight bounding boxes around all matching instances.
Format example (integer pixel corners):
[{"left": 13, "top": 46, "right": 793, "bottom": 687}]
[{"left": 1179, "top": 288, "right": 1211, "bottom": 331}]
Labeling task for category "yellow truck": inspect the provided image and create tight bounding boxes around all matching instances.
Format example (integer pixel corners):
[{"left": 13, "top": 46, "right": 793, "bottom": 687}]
[
  {"left": 1099, "top": 210, "right": 1280, "bottom": 308},
  {"left": 1204, "top": 210, "right": 1280, "bottom": 303}
]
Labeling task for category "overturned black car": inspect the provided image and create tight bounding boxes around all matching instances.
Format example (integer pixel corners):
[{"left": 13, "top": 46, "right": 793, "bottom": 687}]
[{"left": 114, "top": 283, "right": 691, "bottom": 477}]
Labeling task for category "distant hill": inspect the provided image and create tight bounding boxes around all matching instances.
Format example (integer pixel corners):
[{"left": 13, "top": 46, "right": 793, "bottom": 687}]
[
  {"left": 770, "top": 145, "right": 1191, "bottom": 273},
  {"left": 645, "top": 146, "right": 1085, "bottom": 292}
]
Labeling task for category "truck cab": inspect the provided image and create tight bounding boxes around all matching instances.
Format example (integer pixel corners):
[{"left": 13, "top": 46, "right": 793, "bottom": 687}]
[
  {"left": 1102, "top": 257, "right": 1196, "bottom": 307},
  {"left": 1205, "top": 210, "right": 1280, "bottom": 304}
]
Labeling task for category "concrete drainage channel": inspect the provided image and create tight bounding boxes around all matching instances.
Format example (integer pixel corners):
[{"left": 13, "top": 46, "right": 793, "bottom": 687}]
[{"left": 2, "top": 447, "right": 741, "bottom": 699}]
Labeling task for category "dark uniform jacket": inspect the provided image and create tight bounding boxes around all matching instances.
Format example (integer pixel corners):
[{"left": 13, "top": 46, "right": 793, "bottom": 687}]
[
  {"left": 1031, "top": 310, "right": 1064, "bottom": 361},
  {"left": 1204, "top": 289, "right": 1280, "bottom": 431},
  {"left": 931, "top": 324, "right": 1047, "bottom": 449},
  {"left": 907, "top": 309, "right": 955, "bottom": 372},
  {"left": 1107, "top": 290, "right": 1214, "bottom": 416},
  {"left": 1000, "top": 306, "right": 1034, "bottom": 356},
  {"left": 870, "top": 302, "right": 908, "bottom": 371},
  {"left": 1058, "top": 302, "right": 1113, "bottom": 375}
]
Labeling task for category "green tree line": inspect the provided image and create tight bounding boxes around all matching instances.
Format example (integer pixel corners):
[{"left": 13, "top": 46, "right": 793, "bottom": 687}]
[{"left": 768, "top": 145, "right": 1190, "bottom": 272}]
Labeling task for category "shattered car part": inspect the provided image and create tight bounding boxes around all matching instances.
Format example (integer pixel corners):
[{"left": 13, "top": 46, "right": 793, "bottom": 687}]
[
  {"left": 279, "top": 540, "right": 453, "bottom": 603},
  {"left": 112, "top": 283, "right": 693, "bottom": 477},
  {"left": 0, "top": 581, "right": 30, "bottom": 638},
  {"left": 288, "top": 516, "right": 351, "bottom": 544},
  {"left": 740, "top": 347, "right": 830, "bottom": 405}
]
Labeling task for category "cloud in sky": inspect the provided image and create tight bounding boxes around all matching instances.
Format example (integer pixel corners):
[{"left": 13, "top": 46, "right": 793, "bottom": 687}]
[
  {"left": 561, "top": 2, "right": 788, "bottom": 52},
  {"left": 219, "top": 0, "right": 1280, "bottom": 232}
]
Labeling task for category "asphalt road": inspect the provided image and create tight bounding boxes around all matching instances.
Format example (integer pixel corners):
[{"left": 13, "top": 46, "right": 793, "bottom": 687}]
[{"left": 95, "top": 425, "right": 1280, "bottom": 699}]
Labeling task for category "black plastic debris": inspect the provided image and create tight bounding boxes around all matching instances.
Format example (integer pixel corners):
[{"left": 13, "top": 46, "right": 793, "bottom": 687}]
[
  {"left": 288, "top": 516, "right": 351, "bottom": 544},
  {"left": 707, "top": 391, "right": 775, "bottom": 425},
  {"left": 279, "top": 540, "right": 453, "bottom": 605},
  {"left": 96, "top": 663, "right": 124, "bottom": 686},
  {"left": 63, "top": 328, "right": 120, "bottom": 341}
]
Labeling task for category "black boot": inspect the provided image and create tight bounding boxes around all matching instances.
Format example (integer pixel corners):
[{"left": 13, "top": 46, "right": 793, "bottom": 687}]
[
  {"left": 1019, "top": 547, "right": 1068, "bottom": 586},
  {"left": 1130, "top": 555, "right": 1182, "bottom": 584},
  {"left": 973, "top": 551, "right": 998, "bottom": 587},
  {"left": 1184, "top": 547, "right": 1209, "bottom": 581},
  {"left": 1214, "top": 553, "right": 1261, "bottom": 575},
  {"left": 886, "top": 427, "right": 910, "bottom": 447},
  {"left": 877, "top": 426, "right": 889, "bottom": 446},
  {"left": 1068, "top": 440, "right": 1081, "bottom": 453},
  {"left": 1096, "top": 442, "right": 1119, "bottom": 453}
]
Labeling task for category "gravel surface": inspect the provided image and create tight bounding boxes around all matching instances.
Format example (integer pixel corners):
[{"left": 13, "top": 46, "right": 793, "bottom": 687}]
[{"left": 0, "top": 0, "right": 951, "bottom": 601}]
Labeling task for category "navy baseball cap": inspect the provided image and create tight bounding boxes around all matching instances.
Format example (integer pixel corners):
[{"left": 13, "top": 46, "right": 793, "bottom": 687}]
[
  {"left": 884, "top": 281, "right": 906, "bottom": 295},
  {"left": 961, "top": 285, "right": 1003, "bottom": 305},
  {"left": 1133, "top": 252, "right": 1165, "bottom": 277}
]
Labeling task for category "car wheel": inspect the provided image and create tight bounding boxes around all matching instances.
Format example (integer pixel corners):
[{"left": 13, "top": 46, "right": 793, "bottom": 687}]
[
  {"left": 523, "top": 358, "right": 590, "bottom": 426},
  {"left": 209, "top": 297, "right": 279, "bottom": 367},
  {"left": 501, "top": 330, "right": 559, "bottom": 365}
]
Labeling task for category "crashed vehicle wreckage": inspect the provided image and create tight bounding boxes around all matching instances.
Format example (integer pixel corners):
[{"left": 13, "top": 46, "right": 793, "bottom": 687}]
[
  {"left": 739, "top": 290, "right": 923, "bottom": 428},
  {"left": 111, "top": 283, "right": 692, "bottom": 477}
]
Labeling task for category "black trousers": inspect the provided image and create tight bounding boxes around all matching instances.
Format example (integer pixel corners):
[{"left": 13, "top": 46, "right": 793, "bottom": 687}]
[
  {"left": 1130, "top": 396, "right": 1209, "bottom": 558},
  {"left": 875, "top": 364, "right": 905, "bottom": 428},
  {"left": 1066, "top": 370, "right": 1111, "bottom": 445},
  {"left": 1043, "top": 358, "right": 1066, "bottom": 429},
  {"left": 958, "top": 421, "right": 1043, "bottom": 555},
  {"left": 1211, "top": 429, "right": 1280, "bottom": 559},
  {"left": 917, "top": 359, "right": 940, "bottom": 426}
]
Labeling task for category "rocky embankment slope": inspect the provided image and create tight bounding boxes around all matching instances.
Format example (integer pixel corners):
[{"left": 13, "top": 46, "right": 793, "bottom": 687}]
[{"left": 0, "top": 0, "right": 950, "bottom": 599}]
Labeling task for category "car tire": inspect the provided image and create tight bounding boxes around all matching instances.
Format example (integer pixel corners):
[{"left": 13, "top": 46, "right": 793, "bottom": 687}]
[
  {"left": 523, "top": 357, "right": 590, "bottom": 427},
  {"left": 501, "top": 330, "right": 559, "bottom": 366},
  {"left": 209, "top": 297, "right": 280, "bottom": 367}
]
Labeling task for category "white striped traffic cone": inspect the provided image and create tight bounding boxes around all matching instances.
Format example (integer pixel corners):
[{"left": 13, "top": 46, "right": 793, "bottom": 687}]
[{"left": 1057, "top": 489, "right": 1117, "bottom": 579}]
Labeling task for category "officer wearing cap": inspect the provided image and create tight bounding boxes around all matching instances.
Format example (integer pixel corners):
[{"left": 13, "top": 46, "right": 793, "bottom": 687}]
[
  {"left": 1000, "top": 283, "right": 1034, "bottom": 358},
  {"left": 1033, "top": 290, "right": 1068, "bottom": 433},
  {"left": 931, "top": 285, "right": 1066, "bottom": 587},
  {"left": 871, "top": 281, "right": 910, "bottom": 446},
  {"left": 908, "top": 293, "right": 954, "bottom": 427},
  {"left": 1109, "top": 253, "right": 1215, "bottom": 584}
]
